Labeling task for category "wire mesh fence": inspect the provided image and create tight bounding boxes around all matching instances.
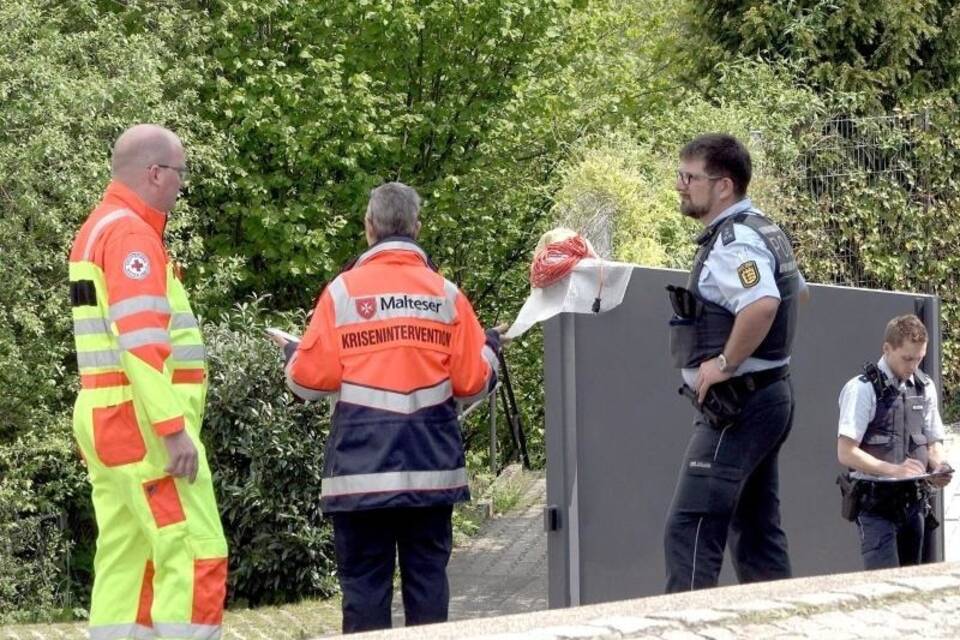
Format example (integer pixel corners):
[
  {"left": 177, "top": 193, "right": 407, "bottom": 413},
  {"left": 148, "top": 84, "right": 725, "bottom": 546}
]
[{"left": 779, "top": 111, "right": 937, "bottom": 293}]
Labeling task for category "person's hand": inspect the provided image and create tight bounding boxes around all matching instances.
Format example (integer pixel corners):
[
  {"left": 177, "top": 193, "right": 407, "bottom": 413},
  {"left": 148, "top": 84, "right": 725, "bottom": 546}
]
[
  {"left": 696, "top": 356, "right": 733, "bottom": 404},
  {"left": 491, "top": 323, "right": 513, "bottom": 347},
  {"left": 267, "top": 333, "right": 289, "bottom": 349},
  {"left": 887, "top": 458, "right": 926, "bottom": 479},
  {"left": 163, "top": 429, "right": 198, "bottom": 483},
  {"left": 927, "top": 462, "right": 954, "bottom": 488}
]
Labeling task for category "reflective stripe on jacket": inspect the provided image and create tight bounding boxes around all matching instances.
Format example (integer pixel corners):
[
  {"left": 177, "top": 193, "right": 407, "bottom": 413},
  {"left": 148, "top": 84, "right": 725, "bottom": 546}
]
[{"left": 287, "top": 237, "right": 499, "bottom": 512}]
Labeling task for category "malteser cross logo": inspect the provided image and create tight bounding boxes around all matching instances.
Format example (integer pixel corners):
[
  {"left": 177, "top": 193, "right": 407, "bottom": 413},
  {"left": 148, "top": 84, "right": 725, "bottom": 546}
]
[{"left": 355, "top": 297, "right": 377, "bottom": 319}]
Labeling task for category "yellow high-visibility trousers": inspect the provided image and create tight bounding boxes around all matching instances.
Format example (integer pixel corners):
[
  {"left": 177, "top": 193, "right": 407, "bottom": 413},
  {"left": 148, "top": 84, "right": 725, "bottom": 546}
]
[{"left": 74, "top": 384, "right": 227, "bottom": 640}]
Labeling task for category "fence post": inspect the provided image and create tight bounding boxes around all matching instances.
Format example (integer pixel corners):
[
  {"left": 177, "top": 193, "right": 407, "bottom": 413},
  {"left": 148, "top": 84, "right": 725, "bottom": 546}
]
[{"left": 489, "top": 391, "right": 498, "bottom": 476}]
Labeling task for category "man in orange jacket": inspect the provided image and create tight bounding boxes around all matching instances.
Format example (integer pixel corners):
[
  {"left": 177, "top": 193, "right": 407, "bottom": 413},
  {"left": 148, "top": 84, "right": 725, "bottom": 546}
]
[
  {"left": 277, "top": 182, "right": 502, "bottom": 632},
  {"left": 70, "top": 124, "right": 227, "bottom": 640}
]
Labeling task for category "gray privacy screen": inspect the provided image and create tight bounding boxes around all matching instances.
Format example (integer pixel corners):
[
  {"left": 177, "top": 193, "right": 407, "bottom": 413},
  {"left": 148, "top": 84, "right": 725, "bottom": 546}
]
[{"left": 544, "top": 267, "right": 942, "bottom": 607}]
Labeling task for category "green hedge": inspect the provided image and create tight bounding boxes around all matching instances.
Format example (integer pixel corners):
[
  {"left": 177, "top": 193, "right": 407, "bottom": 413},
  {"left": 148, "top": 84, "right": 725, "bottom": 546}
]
[
  {"left": 203, "top": 301, "right": 337, "bottom": 606},
  {"left": 0, "top": 427, "right": 91, "bottom": 623}
]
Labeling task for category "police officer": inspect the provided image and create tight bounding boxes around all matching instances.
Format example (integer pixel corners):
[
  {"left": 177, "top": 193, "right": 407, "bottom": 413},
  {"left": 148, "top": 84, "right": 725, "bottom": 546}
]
[
  {"left": 837, "top": 314, "right": 952, "bottom": 569},
  {"left": 274, "top": 182, "right": 503, "bottom": 632},
  {"left": 663, "top": 133, "right": 808, "bottom": 592}
]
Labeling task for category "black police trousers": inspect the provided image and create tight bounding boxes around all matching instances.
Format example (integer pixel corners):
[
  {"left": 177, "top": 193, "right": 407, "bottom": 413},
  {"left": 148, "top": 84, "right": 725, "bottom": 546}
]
[
  {"left": 331, "top": 505, "right": 454, "bottom": 633},
  {"left": 664, "top": 377, "right": 794, "bottom": 592},
  {"left": 857, "top": 496, "right": 925, "bottom": 570}
]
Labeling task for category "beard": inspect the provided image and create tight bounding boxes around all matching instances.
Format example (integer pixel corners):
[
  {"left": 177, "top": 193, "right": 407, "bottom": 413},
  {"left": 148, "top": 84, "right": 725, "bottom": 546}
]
[{"left": 679, "top": 198, "right": 709, "bottom": 219}]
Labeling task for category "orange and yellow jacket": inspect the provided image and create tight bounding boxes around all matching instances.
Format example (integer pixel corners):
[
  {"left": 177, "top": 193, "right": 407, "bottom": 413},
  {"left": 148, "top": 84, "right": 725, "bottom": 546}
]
[
  {"left": 285, "top": 238, "right": 500, "bottom": 512},
  {"left": 70, "top": 181, "right": 206, "bottom": 448}
]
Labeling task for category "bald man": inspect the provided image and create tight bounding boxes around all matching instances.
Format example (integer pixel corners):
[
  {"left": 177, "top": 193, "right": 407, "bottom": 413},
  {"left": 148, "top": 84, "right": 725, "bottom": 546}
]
[{"left": 69, "top": 125, "right": 228, "bottom": 640}]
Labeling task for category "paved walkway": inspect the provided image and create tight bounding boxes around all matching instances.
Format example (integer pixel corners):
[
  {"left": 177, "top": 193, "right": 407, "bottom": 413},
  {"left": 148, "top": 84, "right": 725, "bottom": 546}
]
[
  {"left": 391, "top": 474, "right": 548, "bottom": 626},
  {"left": 446, "top": 477, "right": 548, "bottom": 620}
]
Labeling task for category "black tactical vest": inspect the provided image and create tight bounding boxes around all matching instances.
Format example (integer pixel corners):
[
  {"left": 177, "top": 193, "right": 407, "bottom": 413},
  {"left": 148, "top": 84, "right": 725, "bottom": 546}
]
[
  {"left": 669, "top": 211, "right": 800, "bottom": 369},
  {"left": 859, "top": 364, "right": 930, "bottom": 469}
]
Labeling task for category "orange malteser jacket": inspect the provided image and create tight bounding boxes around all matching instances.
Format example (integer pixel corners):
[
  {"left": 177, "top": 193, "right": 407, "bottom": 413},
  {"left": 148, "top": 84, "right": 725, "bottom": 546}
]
[{"left": 285, "top": 238, "right": 500, "bottom": 512}]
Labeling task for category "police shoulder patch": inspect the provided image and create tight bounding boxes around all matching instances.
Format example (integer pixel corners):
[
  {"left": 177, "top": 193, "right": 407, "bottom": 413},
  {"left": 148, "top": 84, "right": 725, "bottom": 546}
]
[
  {"left": 122, "top": 252, "right": 151, "bottom": 280},
  {"left": 737, "top": 260, "right": 760, "bottom": 288}
]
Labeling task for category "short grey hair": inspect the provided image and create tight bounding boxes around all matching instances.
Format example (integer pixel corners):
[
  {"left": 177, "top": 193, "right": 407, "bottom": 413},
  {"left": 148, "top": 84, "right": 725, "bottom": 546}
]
[{"left": 366, "top": 182, "right": 421, "bottom": 240}]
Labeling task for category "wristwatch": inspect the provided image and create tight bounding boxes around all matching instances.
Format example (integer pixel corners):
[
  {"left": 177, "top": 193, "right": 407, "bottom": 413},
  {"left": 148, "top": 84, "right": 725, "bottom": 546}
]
[{"left": 717, "top": 353, "right": 734, "bottom": 374}]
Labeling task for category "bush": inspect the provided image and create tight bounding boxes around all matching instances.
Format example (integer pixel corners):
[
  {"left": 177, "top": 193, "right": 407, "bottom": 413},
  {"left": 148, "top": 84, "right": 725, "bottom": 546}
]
[
  {"left": 0, "top": 426, "right": 92, "bottom": 623},
  {"left": 550, "top": 133, "right": 697, "bottom": 267},
  {"left": 202, "top": 300, "right": 338, "bottom": 606},
  {"left": 0, "top": 0, "right": 228, "bottom": 446}
]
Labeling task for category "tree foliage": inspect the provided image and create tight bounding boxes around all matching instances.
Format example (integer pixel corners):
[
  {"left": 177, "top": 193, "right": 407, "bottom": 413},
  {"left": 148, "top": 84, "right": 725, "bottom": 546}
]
[
  {"left": 682, "top": 0, "right": 960, "bottom": 107},
  {"left": 0, "top": 0, "right": 228, "bottom": 444},
  {"left": 0, "top": 0, "right": 224, "bottom": 617}
]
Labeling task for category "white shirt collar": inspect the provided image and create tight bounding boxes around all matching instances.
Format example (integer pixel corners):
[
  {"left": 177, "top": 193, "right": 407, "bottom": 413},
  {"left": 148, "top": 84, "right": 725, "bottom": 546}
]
[
  {"left": 707, "top": 198, "right": 754, "bottom": 229},
  {"left": 878, "top": 356, "right": 915, "bottom": 387}
]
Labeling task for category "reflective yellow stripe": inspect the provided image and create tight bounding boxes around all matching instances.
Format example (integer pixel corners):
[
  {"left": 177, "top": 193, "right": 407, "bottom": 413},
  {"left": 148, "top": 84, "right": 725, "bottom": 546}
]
[{"left": 170, "top": 312, "right": 199, "bottom": 330}]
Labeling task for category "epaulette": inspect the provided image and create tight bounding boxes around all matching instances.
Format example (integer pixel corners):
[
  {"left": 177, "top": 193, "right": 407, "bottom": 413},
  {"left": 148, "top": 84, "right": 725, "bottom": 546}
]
[{"left": 721, "top": 223, "right": 736, "bottom": 246}]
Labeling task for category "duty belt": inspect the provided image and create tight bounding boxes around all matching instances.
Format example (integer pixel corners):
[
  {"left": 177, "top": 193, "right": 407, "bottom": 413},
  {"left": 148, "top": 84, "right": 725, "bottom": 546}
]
[
  {"left": 859, "top": 479, "right": 927, "bottom": 521},
  {"left": 860, "top": 479, "right": 925, "bottom": 502},
  {"left": 725, "top": 364, "right": 789, "bottom": 396}
]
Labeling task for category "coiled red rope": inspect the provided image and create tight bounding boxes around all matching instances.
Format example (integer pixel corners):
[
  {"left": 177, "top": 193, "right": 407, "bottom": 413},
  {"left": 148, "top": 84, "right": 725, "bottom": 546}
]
[{"left": 529, "top": 235, "right": 592, "bottom": 288}]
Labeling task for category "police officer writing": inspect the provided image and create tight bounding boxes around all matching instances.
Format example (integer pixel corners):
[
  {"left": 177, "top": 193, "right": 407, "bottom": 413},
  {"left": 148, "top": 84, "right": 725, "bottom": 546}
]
[
  {"left": 837, "top": 314, "right": 952, "bottom": 570},
  {"left": 272, "top": 182, "right": 503, "bottom": 633},
  {"left": 664, "top": 133, "right": 808, "bottom": 593}
]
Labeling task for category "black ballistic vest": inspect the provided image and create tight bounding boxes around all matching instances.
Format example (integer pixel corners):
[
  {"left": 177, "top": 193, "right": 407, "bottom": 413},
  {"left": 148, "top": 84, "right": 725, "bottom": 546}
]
[
  {"left": 669, "top": 211, "right": 800, "bottom": 369},
  {"left": 859, "top": 365, "right": 930, "bottom": 469}
]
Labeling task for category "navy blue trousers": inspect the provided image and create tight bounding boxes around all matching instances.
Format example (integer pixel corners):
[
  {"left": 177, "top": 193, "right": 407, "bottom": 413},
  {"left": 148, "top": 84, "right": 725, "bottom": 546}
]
[
  {"left": 857, "top": 501, "right": 925, "bottom": 570},
  {"left": 664, "top": 377, "right": 794, "bottom": 593},
  {"left": 331, "top": 505, "right": 454, "bottom": 633}
]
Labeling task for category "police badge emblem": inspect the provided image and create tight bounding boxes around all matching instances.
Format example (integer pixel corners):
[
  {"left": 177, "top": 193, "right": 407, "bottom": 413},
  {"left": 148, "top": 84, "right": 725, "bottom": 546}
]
[{"left": 737, "top": 260, "right": 760, "bottom": 288}]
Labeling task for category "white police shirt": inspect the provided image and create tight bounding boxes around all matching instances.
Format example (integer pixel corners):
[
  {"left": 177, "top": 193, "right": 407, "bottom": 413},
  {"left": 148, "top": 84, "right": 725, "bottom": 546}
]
[
  {"left": 837, "top": 356, "right": 944, "bottom": 479},
  {"left": 681, "top": 198, "right": 800, "bottom": 388}
]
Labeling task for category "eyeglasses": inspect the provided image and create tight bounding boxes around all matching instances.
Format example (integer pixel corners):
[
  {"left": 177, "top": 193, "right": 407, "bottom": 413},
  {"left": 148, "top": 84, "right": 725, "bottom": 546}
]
[
  {"left": 676, "top": 170, "right": 724, "bottom": 186},
  {"left": 153, "top": 164, "right": 190, "bottom": 182}
]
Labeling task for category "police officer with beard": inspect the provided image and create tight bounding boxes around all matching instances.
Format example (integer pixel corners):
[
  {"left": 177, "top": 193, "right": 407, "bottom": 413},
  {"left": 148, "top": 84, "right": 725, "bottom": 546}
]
[
  {"left": 663, "top": 133, "right": 809, "bottom": 592},
  {"left": 838, "top": 314, "right": 952, "bottom": 569}
]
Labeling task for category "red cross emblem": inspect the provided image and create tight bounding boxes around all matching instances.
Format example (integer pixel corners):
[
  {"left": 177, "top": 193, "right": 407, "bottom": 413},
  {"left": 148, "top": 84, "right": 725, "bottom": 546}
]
[
  {"left": 122, "top": 252, "right": 150, "bottom": 280},
  {"left": 355, "top": 297, "right": 376, "bottom": 319}
]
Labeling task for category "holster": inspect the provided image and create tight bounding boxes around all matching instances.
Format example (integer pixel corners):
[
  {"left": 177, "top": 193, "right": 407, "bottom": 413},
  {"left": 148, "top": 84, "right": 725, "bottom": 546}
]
[
  {"left": 679, "top": 383, "right": 742, "bottom": 429},
  {"left": 837, "top": 472, "right": 863, "bottom": 522}
]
